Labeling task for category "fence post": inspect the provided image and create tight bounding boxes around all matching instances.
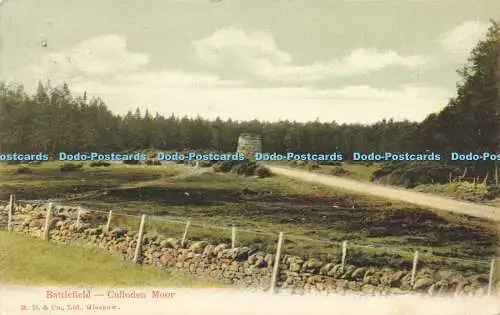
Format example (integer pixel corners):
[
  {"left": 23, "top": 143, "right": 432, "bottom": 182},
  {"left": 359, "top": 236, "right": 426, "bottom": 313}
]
[
  {"left": 43, "top": 202, "right": 53, "bottom": 240},
  {"left": 133, "top": 214, "right": 147, "bottom": 263},
  {"left": 231, "top": 225, "right": 236, "bottom": 249},
  {"left": 105, "top": 210, "right": 113, "bottom": 232},
  {"left": 181, "top": 219, "right": 191, "bottom": 247},
  {"left": 496, "top": 163, "right": 499, "bottom": 186},
  {"left": 75, "top": 207, "right": 82, "bottom": 228},
  {"left": 7, "top": 194, "right": 15, "bottom": 231},
  {"left": 411, "top": 251, "right": 419, "bottom": 288},
  {"left": 270, "top": 232, "right": 284, "bottom": 293},
  {"left": 488, "top": 258, "right": 496, "bottom": 295},
  {"left": 341, "top": 240, "right": 348, "bottom": 273}
]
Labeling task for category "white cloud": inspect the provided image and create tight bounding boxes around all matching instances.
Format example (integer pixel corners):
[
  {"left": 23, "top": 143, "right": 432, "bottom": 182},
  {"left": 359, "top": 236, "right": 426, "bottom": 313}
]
[
  {"left": 114, "top": 71, "right": 243, "bottom": 88},
  {"left": 194, "top": 27, "right": 429, "bottom": 82},
  {"left": 16, "top": 33, "right": 450, "bottom": 124},
  {"left": 69, "top": 80, "right": 451, "bottom": 124},
  {"left": 439, "top": 21, "right": 489, "bottom": 56},
  {"left": 29, "top": 34, "right": 150, "bottom": 84}
]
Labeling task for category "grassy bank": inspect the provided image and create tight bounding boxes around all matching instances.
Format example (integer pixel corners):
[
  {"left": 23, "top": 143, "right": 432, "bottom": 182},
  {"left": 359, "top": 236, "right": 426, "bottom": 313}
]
[{"left": 0, "top": 231, "right": 223, "bottom": 287}]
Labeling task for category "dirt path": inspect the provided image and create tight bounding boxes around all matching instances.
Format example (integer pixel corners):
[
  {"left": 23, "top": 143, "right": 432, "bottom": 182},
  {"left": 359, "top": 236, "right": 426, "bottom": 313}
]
[{"left": 268, "top": 165, "right": 500, "bottom": 222}]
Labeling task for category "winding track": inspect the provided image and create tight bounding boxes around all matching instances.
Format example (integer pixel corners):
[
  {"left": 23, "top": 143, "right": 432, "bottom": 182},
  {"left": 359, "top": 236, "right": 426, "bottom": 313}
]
[{"left": 267, "top": 165, "right": 500, "bottom": 222}]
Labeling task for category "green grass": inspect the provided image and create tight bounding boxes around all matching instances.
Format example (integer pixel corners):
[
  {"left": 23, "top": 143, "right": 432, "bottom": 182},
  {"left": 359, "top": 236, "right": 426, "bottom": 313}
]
[
  {"left": 1, "top": 161, "right": 498, "bottom": 275},
  {"left": 267, "top": 161, "right": 379, "bottom": 182},
  {"left": 414, "top": 181, "right": 490, "bottom": 202},
  {"left": 271, "top": 160, "right": 500, "bottom": 205},
  {"left": 0, "top": 231, "right": 223, "bottom": 287},
  {"left": 317, "top": 163, "right": 379, "bottom": 182},
  {"left": 0, "top": 161, "right": 182, "bottom": 200}
]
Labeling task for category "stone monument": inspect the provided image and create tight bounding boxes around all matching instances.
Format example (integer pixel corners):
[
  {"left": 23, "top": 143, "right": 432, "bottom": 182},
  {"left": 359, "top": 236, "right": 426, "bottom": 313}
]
[{"left": 237, "top": 133, "right": 262, "bottom": 161}]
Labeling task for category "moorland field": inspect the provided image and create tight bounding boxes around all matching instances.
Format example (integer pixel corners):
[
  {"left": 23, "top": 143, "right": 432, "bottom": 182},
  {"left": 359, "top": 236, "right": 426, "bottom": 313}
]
[{"left": 1, "top": 161, "right": 497, "bottom": 278}]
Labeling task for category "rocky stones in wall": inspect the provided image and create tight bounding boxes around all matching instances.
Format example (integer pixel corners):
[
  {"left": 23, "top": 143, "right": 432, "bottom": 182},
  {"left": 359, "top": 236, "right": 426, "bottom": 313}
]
[{"left": 1, "top": 203, "right": 498, "bottom": 297}]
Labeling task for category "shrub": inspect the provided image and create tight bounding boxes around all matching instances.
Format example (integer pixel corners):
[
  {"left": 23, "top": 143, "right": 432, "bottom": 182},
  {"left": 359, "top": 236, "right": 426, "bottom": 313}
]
[
  {"left": 6, "top": 160, "right": 22, "bottom": 165},
  {"left": 213, "top": 160, "right": 241, "bottom": 173},
  {"left": 198, "top": 160, "right": 216, "bottom": 167},
  {"left": 231, "top": 164, "right": 247, "bottom": 175},
  {"left": 213, "top": 159, "right": 267, "bottom": 177},
  {"left": 318, "top": 160, "right": 342, "bottom": 166},
  {"left": 60, "top": 162, "right": 83, "bottom": 172},
  {"left": 254, "top": 165, "right": 271, "bottom": 178},
  {"left": 123, "top": 159, "right": 140, "bottom": 165},
  {"left": 145, "top": 159, "right": 161, "bottom": 166},
  {"left": 14, "top": 166, "right": 33, "bottom": 174},
  {"left": 306, "top": 161, "right": 320, "bottom": 171},
  {"left": 245, "top": 162, "right": 259, "bottom": 175},
  {"left": 331, "top": 167, "right": 350, "bottom": 176},
  {"left": 90, "top": 161, "right": 111, "bottom": 167},
  {"left": 295, "top": 160, "right": 307, "bottom": 168},
  {"left": 371, "top": 161, "right": 461, "bottom": 188},
  {"left": 230, "top": 161, "right": 254, "bottom": 175}
]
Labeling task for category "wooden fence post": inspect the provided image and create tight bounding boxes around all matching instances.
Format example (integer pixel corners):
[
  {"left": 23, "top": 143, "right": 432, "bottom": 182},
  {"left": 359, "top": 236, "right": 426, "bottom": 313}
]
[
  {"left": 488, "top": 258, "right": 496, "bottom": 296},
  {"left": 7, "top": 194, "right": 15, "bottom": 231},
  {"left": 75, "top": 207, "right": 82, "bottom": 228},
  {"left": 341, "top": 240, "right": 348, "bottom": 273},
  {"left": 231, "top": 225, "right": 236, "bottom": 249},
  {"left": 105, "top": 210, "right": 113, "bottom": 232},
  {"left": 270, "top": 232, "right": 284, "bottom": 293},
  {"left": 495, "top": 163, "right": 499, "bottom": 186},
  {"left": 181, "top": 219, "right": 191, "bottom": 247},
  {"left": 133, "top": 214, "right": 147, "bottom": 263},
  {"left": 43, "top": 202, "right": 53, "bottom": 240},
  {"left": 411, "top": 251, "right": 419, "bottom": 288}
]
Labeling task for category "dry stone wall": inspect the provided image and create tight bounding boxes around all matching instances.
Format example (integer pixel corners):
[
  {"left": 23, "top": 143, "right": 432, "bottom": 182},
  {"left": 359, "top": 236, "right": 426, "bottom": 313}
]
[{"left": 1, "top": 203, "right": 498, "bottom": 297}]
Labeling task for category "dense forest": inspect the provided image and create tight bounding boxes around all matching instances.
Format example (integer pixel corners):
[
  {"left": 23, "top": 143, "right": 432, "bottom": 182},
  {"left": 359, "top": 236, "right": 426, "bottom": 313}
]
[
  {"left": 0, "top": 82, "right": 419, "bottom": 155},
  {"left": 0, "top": 21, "right": 498, "bottom": 179}
]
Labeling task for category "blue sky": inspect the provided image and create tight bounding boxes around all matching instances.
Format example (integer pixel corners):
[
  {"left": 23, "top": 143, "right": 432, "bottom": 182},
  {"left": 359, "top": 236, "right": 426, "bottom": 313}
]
[{"left": 1, "top": 0, "right": 498, "bottom": 123}]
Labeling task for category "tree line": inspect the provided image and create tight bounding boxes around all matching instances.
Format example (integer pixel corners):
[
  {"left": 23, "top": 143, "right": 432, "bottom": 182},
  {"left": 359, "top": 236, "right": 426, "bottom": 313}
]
[
  {"left": 0, "top": 20, "right": 498, "bottom": 178},
  {"left": 0, "top": 81, "right": 421, "bottom": 155}
]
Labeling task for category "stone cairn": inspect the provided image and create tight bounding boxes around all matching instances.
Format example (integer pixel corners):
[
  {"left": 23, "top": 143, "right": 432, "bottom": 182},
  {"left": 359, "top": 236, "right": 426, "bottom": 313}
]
[{"left": 237, "top": 133, "right": 262, "bottom": 161}]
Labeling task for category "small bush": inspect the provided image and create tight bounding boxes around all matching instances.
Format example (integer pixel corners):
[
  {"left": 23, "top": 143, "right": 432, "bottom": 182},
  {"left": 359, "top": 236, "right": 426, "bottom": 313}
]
[
  {"left": 254, "top": 165, "right": 271, "bottom": 178},
  {"left": 198, "top": 160, "right": 216, "bottom": 167},
  {"left": 14, "top": 166, "right": 33, "bottom": 174},
  {"left": 6, "top": 160, "right": 23, "bottom": 165},
  {"left": 331, "top": 167, "right": 350, "bottom": 176},
  {"left": 245, "top": 162, "right": 259, "bottom": 175},
  {"left": 371, "top": 161, "right": 461, "bottom": 188},
  {"left": 145, "top": 159, "right": 161, "bottom": 166},
  {"left": 123, "top": 159, "right": 140, "bottom": 165},
  {"left": 213, "top": 160, "right": 241, "bottom": 173},
  {"left": 306, "top": 161, "right": 320, "bottom": 170},
  {"left": 90, "top": 161, "right": 111, "bottom": 167},
  {"left": 295, "top": 160, "right": 307, "bottom": 168},
  {"left": 231, "top": 164, "right": 247, "bottom": 175},
  {"left": 237, "top": 162, "right": 260, "bottom": 176},
  {"left": 60, "top": 163, "right": 83, "bottom": 172},
  {"left": 318, "top": 160, "right": 342, "bottom": 166}
]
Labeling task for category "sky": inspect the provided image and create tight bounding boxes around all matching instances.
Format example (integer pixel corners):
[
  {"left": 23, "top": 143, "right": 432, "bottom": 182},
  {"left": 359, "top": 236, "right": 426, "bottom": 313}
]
[{"left": 0, "top": 0, "right": 499, "bottom": 124}]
